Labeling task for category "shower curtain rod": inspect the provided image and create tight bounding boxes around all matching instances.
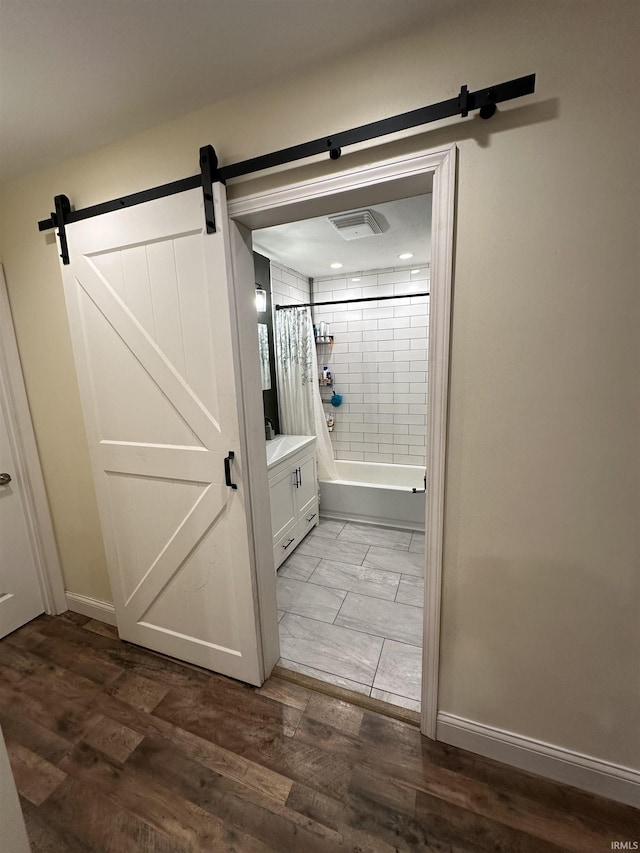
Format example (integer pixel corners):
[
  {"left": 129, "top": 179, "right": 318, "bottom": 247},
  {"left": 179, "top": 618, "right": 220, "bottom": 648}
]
[{"left": 275, "top": 292, "right": 429, "bottom": 310}]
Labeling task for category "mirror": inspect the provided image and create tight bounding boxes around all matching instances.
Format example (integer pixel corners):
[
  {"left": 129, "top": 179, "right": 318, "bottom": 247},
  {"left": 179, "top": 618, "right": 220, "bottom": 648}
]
[{"left": 257, "top": 323, "right": 271, "bottom": 390}]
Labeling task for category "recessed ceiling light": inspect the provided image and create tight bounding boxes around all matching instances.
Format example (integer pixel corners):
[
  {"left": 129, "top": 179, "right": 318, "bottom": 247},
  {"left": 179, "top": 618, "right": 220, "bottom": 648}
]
[
  {"left": 398, "top": 253, "right": 414, "bottom": 260},
  {"left": 351, "top": 277, "right": 361, "bottom": 282},
  {"left": 411, "top": 269, "right": 421, "bottom": 274},
  {"left": 330, "top": 262, "right": 343, "bottom": 269}
]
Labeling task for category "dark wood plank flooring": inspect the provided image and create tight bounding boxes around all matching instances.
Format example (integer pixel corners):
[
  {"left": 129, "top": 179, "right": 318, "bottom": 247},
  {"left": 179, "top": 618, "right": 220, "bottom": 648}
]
[{"left": 1, "top": 612, "right": 638, "bottom": 852}]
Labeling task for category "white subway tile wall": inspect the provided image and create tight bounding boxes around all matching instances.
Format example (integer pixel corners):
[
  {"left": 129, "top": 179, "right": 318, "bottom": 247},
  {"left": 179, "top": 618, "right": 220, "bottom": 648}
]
[
  {"left": 312, "top": 267, "right": 429, "bottom": 466},
  {"left": 270, "top": 260, "right": 311, "bottom": 308}
]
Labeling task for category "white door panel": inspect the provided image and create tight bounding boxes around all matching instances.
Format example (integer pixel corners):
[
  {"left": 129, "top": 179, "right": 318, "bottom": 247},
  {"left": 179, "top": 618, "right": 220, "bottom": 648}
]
[
  {"left": 0, "top": 369, "right": 44, "bottom": 637},
  {"left": 59, "top": 185, "right": 263, "bottom": 683}
]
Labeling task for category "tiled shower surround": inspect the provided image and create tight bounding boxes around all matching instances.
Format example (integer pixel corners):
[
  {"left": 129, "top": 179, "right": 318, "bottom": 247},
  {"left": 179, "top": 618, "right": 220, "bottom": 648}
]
[
  {"left": 269, "top": 260, "right": 310, "bottom": 308},
  {"left": 313, "top": 267, "right": 429, "bottom": 466},
  {"left": 268, "top": 261, "right": 429, "bottom": 466}
]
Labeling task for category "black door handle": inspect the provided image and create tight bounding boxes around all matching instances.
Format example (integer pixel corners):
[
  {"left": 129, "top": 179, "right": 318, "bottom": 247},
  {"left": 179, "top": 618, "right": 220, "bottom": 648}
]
[{"left": 224, "top": 451, "right": 238, "bottom": 490}]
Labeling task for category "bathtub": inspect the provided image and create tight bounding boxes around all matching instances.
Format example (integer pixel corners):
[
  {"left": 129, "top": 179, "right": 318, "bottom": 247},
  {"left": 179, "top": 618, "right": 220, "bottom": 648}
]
[{"left": 319, "top": 460, "right": 426, "bottom": 531}]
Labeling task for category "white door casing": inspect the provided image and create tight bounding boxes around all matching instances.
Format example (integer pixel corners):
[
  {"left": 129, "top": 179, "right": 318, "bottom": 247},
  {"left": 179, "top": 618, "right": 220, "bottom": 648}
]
[
  {"left": 0, "top": 267, "right": 65, "bottom": 637},
  {"left": 227, "top": 144, "right": 457, "bottom": 736},
  {"left": 58, "top": 185, "right": 265, "bottom": 684}
]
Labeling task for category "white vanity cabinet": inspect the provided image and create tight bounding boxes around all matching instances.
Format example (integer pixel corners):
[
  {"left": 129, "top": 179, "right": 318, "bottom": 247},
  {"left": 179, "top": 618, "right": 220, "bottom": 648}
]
[{"left": 266, "top": 436, "right": 319, "bottom": 569}]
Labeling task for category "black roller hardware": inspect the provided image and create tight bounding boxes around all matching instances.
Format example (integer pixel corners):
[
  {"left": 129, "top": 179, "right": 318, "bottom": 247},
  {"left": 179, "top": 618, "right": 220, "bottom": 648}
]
[
  {"left": 220, "top": 74, "right": 536, "bottom": 181},
  {"left": 37, "top": 74, "right": 536, "bottom": 242},
  {"left": 53, "top": 194, "right": 71, "bottom": 265},
  {"left": 199, "top": 145, "right": 218, "bottom": 233}
]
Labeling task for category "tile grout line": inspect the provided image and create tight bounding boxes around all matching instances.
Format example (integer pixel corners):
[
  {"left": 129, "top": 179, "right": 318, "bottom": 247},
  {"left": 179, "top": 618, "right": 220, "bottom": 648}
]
[
  {"left": 370, "top": 636, "right": 424, "bottom": 710},
  {"left": 280, "top": 598, "right": 419, "bottom": 643},
  {"left": 282, "top": 598, "right": 391, "bottom": 688},
  {"left": 395, "top": 571, "right": 426, "bottom": 608},
  {"left": 370, "top": 636, "right": 387, "bottom": 693},
  {"left": 279, "top": 570, "right": 350, "bottom": 598},
  {"left": 281, "top": 605, "right": 345, "bottom": 628},
  {"left": 332, "top": 592, "right": 348, "bottom": 625},
  {"left": 280, "top": 600, "right": 384, "bottom": 690},
  {"left": 337, "top": 536, "right": 410, "bottom": 554},
  {"left": 302, "top": 561, "right": 405, "bottom": 602},
  {"left": 333, "top": 595, "right": 423, "bottom": 645},
  {"left": 366, "top": 630, "right": 423, "bottom": 709}
]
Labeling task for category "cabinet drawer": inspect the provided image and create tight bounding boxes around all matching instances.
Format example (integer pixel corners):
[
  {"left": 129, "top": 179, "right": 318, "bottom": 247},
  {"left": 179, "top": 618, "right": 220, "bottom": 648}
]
[
  {"left": 298, "top": 500, "right": 319, "bottom": 543},
  {"left": 273, "top": 520, "right": 299, "bottom": 570}
]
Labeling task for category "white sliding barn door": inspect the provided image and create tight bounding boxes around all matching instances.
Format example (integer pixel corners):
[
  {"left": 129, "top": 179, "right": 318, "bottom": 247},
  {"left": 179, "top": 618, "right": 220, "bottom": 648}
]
[{"left": 58, "top": 186, "right": 263, "bottom": 684}]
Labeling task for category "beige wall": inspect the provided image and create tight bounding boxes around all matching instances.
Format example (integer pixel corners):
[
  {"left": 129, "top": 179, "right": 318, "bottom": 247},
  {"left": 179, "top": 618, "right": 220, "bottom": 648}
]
[{"left": 0, "top": 1, "right": 638, "bottom": 768}]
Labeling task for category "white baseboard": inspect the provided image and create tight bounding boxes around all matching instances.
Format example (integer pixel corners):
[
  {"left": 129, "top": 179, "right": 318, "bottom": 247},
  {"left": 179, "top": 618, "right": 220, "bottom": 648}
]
[
  {"left": 65, "top": 592, "right": 117, "bottom": 627},
  {"left": 437, "top": 712, "right": 640, "bottom": 808}
]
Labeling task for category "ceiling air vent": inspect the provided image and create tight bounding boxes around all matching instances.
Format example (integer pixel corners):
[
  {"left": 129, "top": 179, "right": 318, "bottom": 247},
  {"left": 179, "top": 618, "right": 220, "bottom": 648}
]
[{"left": 328, "top": 209, "right": 382, "bottom": 241}]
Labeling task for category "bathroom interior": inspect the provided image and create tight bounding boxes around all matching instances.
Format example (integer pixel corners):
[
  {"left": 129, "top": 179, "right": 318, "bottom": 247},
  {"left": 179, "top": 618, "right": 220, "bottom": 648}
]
[{"left": 253, "top": 194, "right": 431, "bottom": 714}]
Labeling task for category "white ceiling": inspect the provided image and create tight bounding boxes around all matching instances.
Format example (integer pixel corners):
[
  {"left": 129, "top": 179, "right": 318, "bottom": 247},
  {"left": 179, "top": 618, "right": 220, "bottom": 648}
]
[
  {"left": 0, "top": 0, "right": 463, "bottom": 184},
  {"left": 252, "top": 194, "right": 432, "bottom": 278}
]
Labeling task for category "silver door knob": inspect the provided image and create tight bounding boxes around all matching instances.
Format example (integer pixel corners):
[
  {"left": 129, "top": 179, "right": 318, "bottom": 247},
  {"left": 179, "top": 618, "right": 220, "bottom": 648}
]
[{"left": 0, "top": 473, "right": 12, "bottom": 485}]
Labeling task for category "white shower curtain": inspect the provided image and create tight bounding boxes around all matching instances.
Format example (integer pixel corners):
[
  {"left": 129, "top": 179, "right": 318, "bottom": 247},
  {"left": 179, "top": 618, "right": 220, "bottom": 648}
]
[{"left": 275, "top": 306, "right": 338, "bottom": 481}]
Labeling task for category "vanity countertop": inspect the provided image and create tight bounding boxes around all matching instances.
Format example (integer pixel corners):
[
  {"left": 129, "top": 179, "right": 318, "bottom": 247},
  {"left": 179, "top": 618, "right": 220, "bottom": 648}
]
[{"left": 266, "top": 435, "right": 315, "bottom": 469}]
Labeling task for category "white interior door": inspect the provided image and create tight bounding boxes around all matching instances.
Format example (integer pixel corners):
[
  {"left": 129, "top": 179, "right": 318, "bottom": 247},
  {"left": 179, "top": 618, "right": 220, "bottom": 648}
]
[
  {"left": 0, "top": 369, "right": 45, "bottom": 638},
  {"left": 58, "top": 185, "right": 264, "bottom": 684}
]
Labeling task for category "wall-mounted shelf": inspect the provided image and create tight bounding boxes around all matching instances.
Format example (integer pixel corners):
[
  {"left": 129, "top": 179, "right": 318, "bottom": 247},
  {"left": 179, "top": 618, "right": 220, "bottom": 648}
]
[
  {"left": 319, "top": 379, "right": 333, "bottom": 388},
  {"left": 315, "top": 335, "right": 334, "bottom": 345}
]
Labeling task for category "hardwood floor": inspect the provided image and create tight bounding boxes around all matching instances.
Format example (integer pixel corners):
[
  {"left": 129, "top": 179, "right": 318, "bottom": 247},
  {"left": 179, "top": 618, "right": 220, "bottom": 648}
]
[{"left": 1, "top": 613, "right": 638, "bottom": 852}]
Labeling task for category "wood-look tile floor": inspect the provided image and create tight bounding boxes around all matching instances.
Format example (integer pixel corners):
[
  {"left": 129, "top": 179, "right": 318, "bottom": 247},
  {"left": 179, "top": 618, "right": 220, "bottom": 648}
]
[{"left": 2, "top": 612, "right": 639, "bottom": 852}]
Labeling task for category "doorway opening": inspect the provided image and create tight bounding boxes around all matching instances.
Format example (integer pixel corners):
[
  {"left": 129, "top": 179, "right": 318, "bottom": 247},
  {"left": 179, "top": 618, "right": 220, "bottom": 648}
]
[
  {"left": 228, "top": 144, "right": 455, "bottom": 737},
  {"left": 250, "top": 192, "right": 432, "bottom": 715}
]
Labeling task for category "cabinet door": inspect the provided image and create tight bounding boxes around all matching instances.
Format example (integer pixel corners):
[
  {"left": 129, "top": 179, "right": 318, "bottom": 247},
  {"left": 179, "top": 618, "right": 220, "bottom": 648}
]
[
  {"left": 295, "top": 452, "right": 317, "bottom": 518},
  {"left": 268, "top": 466, "right": 298, "bottom": 540}
]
